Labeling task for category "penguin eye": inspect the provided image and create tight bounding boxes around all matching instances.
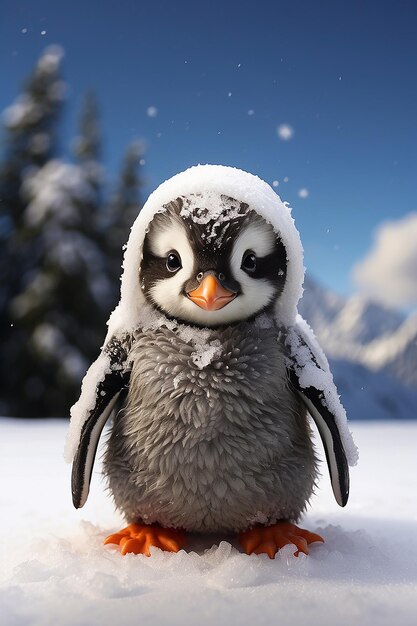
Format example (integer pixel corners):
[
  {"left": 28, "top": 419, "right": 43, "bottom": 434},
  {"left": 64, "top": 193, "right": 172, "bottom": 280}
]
[
  {"left": 241, "top": 251, "right": 257, "bottom": 273},
  {"left": 166, "top": 251, "right": 182, "bottom": 272}
]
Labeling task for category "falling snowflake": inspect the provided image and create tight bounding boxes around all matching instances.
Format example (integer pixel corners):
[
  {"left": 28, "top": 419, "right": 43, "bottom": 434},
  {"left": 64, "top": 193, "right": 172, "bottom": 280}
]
[
  {"left": 298, "top": 188, "right": 309, "bottom": 199},
  {"left": 146, "top": 106, "right": 158, "bottom": 118},
  {"left": 277, "top": 124, "right": 294, "bottom": 141}
]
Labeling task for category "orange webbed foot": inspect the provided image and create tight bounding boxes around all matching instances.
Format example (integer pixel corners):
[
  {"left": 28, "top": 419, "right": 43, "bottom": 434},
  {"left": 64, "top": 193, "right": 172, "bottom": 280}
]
[
  {"left": 104, "top": 523, "right": 187, "bottom": 556},
  {"left": 239, "top": 521, "right": 324, "bottom": 559}
]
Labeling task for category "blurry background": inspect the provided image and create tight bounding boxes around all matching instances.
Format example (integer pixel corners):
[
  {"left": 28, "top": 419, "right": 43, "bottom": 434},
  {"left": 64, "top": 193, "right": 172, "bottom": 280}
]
[{"left": 1, "top": 0, "right": 416, "bottom": 418}]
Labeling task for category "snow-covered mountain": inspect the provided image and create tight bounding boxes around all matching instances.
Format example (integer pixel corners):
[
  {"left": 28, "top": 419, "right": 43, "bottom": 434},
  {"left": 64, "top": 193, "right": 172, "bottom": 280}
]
[
  {"left": 362, "top": 312, "right": 417, "bottom": 390},
  {"left": 299, "top": 277, "right": 417, "bottom": 420}
]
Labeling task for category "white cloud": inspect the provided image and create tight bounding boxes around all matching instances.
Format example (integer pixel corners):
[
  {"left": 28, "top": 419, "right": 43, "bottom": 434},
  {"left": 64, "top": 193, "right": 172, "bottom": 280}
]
[
  {"left": 352, "top": 213, "right": 417, "bottom": 308},
  {"left": 277, "top": 124, "right": 294, "bottom": 141}
]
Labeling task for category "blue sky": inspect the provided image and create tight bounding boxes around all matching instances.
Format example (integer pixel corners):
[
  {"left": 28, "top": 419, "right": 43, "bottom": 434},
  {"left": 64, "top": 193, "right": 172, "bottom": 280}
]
[{"left": 1, "top": 0, "right": 417, "bottom": 299}]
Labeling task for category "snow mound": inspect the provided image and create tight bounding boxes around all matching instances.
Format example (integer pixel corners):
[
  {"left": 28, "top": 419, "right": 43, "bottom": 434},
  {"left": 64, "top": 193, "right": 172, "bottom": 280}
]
[
  {"left": 2, "top": 420, "right": 417, "bottom": 626},
  {"left": 1, "top": 522, "right": 402, "bottom": 626}
]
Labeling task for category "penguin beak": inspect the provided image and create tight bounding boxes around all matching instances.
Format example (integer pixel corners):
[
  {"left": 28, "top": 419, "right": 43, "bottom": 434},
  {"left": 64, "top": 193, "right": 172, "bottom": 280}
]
[{"left": 187, "top": 275, "right": 237, "bottom": 311}]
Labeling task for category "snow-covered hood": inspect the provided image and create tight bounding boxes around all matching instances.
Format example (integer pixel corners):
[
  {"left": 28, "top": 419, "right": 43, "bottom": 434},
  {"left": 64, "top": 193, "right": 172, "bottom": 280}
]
[{"left": 106, "top": 164, "right": 304, "bottom": 339}]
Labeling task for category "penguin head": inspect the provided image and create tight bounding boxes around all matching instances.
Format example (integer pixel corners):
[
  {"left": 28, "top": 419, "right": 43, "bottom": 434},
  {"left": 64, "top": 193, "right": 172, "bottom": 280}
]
[
  {"left": 140, "top": 194, "right": 288, "bottom": 326},
  {"left": 106, "top": 165, "right": 305, "bottom": 341}
]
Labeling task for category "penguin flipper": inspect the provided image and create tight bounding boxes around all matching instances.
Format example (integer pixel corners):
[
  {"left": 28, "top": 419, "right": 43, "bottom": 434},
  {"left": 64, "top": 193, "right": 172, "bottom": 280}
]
[
  {"left": 70, "top": 337, "right": 131, "bottom": 509},
  {"left": 284, "top": 315, "right": 354, "bottom": 507}
]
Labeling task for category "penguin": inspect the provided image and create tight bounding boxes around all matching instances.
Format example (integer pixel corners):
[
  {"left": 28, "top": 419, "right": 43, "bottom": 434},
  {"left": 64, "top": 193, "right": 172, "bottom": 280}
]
[{"left": 66, "top": 165, "right": 358, "bottom": 559}]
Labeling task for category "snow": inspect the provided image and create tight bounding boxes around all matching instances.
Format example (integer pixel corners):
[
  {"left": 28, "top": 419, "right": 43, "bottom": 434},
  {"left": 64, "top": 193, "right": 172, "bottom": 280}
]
[
  {"left": 332, "top": 295, "right": 404, "bottom": 345},
  {"left": 191, "top": 338, "right": 222, "bottom": 369},
  {"left": 299, "top": 276, "right": 417, "bottom": 397},
  {"left": 3, "top": 96, "right": 42, "bottom": 128},
  {"left": 277, "top": 124, "right": 294, "bottom": 141},
  {"left": 2, "top": 418, "right": 417, "bottom": 626},
  {"left": 297, "top": 277, "right": 417, "bottom": 422},
  {"left": 298, "top": 188, "right": 309, "bottom": 199},
  {"left": 286, "top": 316, "right": 358, "bottom": 466},
  {"left": 23, "top": 160, "right": 94, "bottom": 227},
  {"left": 2, "top": 46, "right": 65, "bottom": 129},
  {"left": 65, "top": 351, "right": 111, "bottom": 461}
]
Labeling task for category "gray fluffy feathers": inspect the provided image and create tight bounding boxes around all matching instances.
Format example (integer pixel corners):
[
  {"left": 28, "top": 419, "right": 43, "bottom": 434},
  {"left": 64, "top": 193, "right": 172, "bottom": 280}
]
[{"left": 103, "top": 318, "right": 318, "bottom": 533}]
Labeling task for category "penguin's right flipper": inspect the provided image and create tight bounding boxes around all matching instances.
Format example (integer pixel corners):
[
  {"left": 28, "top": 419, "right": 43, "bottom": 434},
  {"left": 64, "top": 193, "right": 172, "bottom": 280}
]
[
  {"left": 283, "top": 315, "right": 358, "bottom": 508},
  {"left": 70, "top": 337, "right": 131, "bottom": 509}
]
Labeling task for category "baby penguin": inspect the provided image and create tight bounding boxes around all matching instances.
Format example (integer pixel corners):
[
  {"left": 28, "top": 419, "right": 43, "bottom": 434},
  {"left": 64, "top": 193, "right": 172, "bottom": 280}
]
[{"left": 66, "top": 165, "right": 357, "bottom": 559}]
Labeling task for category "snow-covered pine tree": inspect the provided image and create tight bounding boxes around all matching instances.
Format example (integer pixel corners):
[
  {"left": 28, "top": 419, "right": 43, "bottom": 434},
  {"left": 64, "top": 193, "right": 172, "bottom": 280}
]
[
  {"left": 73, "top": 92, "right": 102, "bottom": 195},
  {"left": 0, "top": 52, "right": 112, "bottom": 416},
  {"left": 0, "top": 45, "right": 64, "bottom": 224},
  {"left": 104, "top": 141, "right": 144, "bottom": 293},
  {"left": 11, "top": 159, "right": 112, "bottom": 416},
  {"left": 0, "top": 46, "right": 65, "bottom": 415}
]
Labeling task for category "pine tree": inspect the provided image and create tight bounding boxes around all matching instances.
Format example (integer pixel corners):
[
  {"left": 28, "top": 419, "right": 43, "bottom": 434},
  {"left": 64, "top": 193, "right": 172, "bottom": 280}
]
[
  {"left": 8, "top": 159, "right": 112, "bottom": 416},
  {"left": 72, "top": 92, "right": 102, "bottom": 196},
  {"left": 104, "top": 141, "right": 144, "bottom": 292},
  {"left": 73, "top": 92, "right": 101, "bottom": 164},
  {"left": 0, "top": 45, "right": 64, "bottom": 224},
  {"left": 0, "top": 46, "right": 65, "bottom": 415},
  {"left": 0, "top": 52, "right": 112, "bottom": 416},
  {"left": 0, "top": 47, "right": 146, "bottom": 417}
]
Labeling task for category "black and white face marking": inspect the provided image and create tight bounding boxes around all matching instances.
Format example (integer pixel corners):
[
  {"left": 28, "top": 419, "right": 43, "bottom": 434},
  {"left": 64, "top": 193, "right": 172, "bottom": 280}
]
[{"left": 140, "top": 194, "right": 288, "bottom": 326}]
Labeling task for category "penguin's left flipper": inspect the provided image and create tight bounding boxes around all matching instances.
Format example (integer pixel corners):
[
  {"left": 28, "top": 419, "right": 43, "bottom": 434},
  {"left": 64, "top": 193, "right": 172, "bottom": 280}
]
[
  {"left": 284, "top": 316, "right": 350, "bottom": 507},
  {"left": 71, "top": 338, "right": 131, "bottom": 510}
]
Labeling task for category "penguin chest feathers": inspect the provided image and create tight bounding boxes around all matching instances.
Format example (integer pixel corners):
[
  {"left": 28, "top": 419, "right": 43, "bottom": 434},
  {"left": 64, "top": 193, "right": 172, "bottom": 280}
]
[
  {"left": 127, "top": 320, "right": 292, "bottom": 434},
  {"left": 104, "top": 318, "right": 316, "bottom": 533}
]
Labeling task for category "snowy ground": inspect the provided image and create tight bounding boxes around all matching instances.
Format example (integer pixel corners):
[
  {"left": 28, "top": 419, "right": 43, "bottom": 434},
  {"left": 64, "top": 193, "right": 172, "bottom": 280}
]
[{"left": 1, "top": 419, "right": 417, "bottom": 626}]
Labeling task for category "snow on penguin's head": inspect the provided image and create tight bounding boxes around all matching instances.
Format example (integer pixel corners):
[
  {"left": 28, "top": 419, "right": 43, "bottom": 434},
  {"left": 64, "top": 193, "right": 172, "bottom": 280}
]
[{"left": 106, "top": 164, "right": 305, "bottom": 338}]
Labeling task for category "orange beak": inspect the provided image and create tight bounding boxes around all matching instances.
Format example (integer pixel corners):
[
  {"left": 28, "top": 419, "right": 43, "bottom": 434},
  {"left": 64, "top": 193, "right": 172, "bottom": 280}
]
[{"left": 187, "top": 275, "right": 237, "bottom": 311}]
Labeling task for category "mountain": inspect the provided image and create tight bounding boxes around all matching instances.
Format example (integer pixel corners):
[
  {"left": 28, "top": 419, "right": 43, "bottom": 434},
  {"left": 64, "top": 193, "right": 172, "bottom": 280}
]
[
  {"left": 299, "top": 276, "right": 417, "bottom": 420},
  {"left": 330, "top": 358, "right": 417, "bottom": 421},
  {"left": 331, "top": 295, "right": 404, "bottom": 345},
  {"left": 363, "top": 312, "right": 417, "bottom": 390}
]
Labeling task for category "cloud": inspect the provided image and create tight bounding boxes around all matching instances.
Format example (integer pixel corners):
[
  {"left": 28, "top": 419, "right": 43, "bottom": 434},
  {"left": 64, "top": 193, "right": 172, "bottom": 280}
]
[{"left": 352, "top": 213, "right": 417, "bottom": 309}]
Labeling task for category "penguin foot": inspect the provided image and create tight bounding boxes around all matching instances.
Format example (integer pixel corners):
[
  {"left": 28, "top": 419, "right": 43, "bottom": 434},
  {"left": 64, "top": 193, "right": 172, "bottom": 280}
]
[
  {"left": 104, "top": 523, "right": 187, "bottom": 556},
  {"left": 239, "top": 521, "right": 324, "bottom": 559}
]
